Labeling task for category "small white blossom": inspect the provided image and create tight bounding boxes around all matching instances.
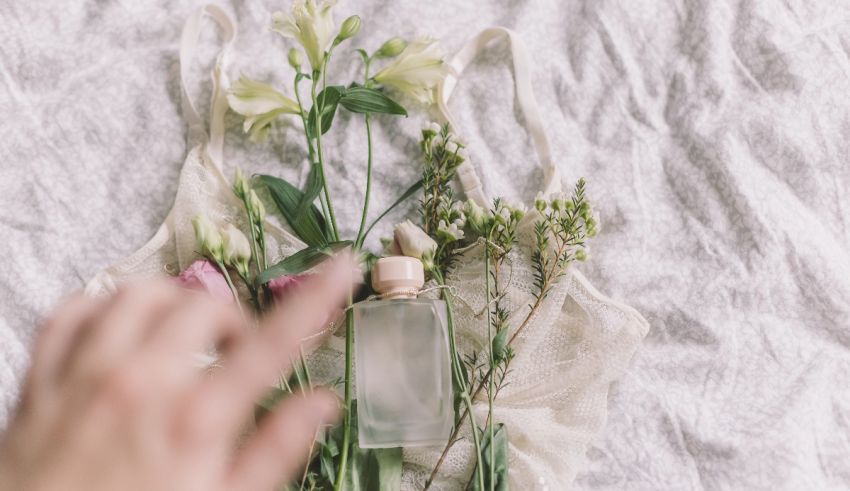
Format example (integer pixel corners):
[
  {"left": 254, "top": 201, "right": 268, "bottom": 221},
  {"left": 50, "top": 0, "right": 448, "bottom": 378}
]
[
  {"left": 437, "top": 219, "right": 465, "bottom": 242},
  {"left": 444, "top": 141, "right": 459, "bottom": 154},
  {"left": 273, "top": 0, "right": 337, "bottom": 71},
  {"left": 464, "top": 199, "right": 491, "bottom": 235}
]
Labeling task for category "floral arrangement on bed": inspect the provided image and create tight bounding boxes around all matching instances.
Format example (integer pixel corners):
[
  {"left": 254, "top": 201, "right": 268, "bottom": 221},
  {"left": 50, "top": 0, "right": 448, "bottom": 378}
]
[{"left": 176, "top": 1, "right": 597, "bottom": 489}]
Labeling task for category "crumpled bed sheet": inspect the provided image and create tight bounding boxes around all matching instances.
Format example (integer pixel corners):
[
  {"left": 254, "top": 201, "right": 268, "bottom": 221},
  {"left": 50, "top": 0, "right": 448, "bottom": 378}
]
[{"left": 1, "top": 0, "right": 849, "bottom": 489}]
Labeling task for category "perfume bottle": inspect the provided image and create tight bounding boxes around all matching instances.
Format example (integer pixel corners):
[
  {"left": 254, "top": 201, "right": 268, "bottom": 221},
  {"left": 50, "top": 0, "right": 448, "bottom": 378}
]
[{"left": 354, "top": 256, "right": 453, "bottom": 448}]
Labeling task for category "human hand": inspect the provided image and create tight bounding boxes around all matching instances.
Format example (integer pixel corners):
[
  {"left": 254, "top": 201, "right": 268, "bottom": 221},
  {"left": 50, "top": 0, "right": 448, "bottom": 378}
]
[{"left": 0, "top": 256, "right": 353, "bottom": 491}]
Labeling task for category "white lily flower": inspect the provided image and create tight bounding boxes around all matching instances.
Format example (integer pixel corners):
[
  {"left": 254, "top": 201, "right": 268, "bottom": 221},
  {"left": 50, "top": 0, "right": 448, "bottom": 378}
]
[
  {"left": 393, "top": 220, "right": 437, "bottom": 261},
  {"left": 373, "top": 38, "right": 452, "bottom": 105},
  {"left": 228, "top": 77, "right": 300, "bottom": 142},
  {"left": 221, "top": 224, "right": 252, "bottom": 273},
  {"left": 273, "top": 0, "right": 337, "bottom": 71}
]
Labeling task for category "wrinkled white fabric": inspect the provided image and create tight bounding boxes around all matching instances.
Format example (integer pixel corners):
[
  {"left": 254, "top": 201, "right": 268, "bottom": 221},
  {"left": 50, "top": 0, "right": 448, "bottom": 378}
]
[{"left": 2, "top": 1, "right": 850, "bottom": 490}]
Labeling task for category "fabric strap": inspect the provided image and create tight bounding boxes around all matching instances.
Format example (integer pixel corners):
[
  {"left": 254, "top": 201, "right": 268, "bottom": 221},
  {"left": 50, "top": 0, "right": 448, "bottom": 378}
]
[
  {"left": 179, "top": 4, "right": 237, "bottom": 168},
  {"left": 437, "top": 27, "right": 562, "bottom": 206}
]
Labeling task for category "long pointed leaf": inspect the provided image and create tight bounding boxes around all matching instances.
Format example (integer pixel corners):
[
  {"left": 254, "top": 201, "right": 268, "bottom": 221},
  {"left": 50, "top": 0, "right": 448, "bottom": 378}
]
[
  {"left": 296, "top": 162, "right": 324, "bottom": 218},
  {"left": 361, "top": 179, "right": 423, "bottom": 242},
  {"left": 257, "top": 241, "right": 351, "bottom": 285},
  {"left": 258, "top": 175, "right": 328, "bottom": 246},
  {"left": 340, "top": 87, "right": 407, "bottom": 116}
]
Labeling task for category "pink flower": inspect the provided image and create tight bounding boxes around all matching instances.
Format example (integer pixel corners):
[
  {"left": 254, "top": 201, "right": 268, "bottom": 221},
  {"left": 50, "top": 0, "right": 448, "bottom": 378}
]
[
  {"left": 268, "top": 274, "right": 308, "bottom": 301},
  {"left": 175, "top": 260, "right": 232, "bottom": 302}
]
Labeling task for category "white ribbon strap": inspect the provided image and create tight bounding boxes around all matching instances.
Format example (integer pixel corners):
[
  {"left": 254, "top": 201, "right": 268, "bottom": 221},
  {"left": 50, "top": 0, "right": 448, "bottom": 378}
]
[
  {"left": 179, "top": 4, "right": 237, "bottom": 168},
  {"left": 437, "top": 27, "right": 562, "bottom": 205}
]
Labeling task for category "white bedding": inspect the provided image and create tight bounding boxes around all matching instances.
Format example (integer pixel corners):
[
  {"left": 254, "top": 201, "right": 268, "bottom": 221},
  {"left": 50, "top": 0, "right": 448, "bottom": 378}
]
[{"left": 2, "top": 0, "right": 849, "bottom": 489}]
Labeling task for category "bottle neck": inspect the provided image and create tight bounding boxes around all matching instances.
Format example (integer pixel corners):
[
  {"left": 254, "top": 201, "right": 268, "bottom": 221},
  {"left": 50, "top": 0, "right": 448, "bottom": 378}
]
[{"left": 381, "top": 287, "right": 419, "bottom": 299}]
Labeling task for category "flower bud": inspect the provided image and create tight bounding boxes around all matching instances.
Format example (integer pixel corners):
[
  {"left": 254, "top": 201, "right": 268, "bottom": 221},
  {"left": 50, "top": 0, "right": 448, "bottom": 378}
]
[
  {"left": 192, "top": 215, "right": 223, "bottom": 262},
  {"left": 393, "top": 220, "right": 437, "bottom": 262},
  {"left": 551, "top": 198, "right": 563, "bottom": 212},
  {"left": 422, "top": 121, "right": 440, "bottom": 139},
  {"left": 375, "top": 37, "right": 407, "bottom": 58},
  {"left": 233, "top": 168, "right": 250, "bottom": 199},
  {"left": 337, "top": 15, "right": 361, "bottom": 43},
  {"left": 535, "top": 197, "right": 547, "bottom": 212},
  {"left": 575, "top": 248, "right": 588, "bottom": 262},
  {"left": 249, "top": 189, "right": 266, "bottom": 222},
  {"left": 444, "top": 141, "right": 459, "bottom": 154},
  {"left": 287, "top": 48, "right": 302, "bottom": 71},
  {"left": 221, "top": 224, "right": 252, "bottom": 273}
]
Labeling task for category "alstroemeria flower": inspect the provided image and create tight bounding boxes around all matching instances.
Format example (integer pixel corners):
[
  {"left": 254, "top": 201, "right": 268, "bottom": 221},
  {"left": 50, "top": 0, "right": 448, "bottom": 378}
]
[
  {"left": 227, "top": 77, "right": 300, "bottom": 142},
  {"left": 372, "top": 38, "right": 451, "bottom": 105},
  {"left": 272, "top": 0, "right": 337, "bottom": 71},
  {"left": 192, "top": 214, "right": 223, "bottom": 262},
  {"left": 175, "top": 260, "right": 232, "bottom": 302},
  {"left": 268, "top": 274, "right": 308, "bottom": 301}
]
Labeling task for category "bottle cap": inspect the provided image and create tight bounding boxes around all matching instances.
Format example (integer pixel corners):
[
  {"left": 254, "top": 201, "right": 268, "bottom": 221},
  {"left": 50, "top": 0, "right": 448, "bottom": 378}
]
[{"left": 371, "top": 256, "right": 424, "bottom": 299}]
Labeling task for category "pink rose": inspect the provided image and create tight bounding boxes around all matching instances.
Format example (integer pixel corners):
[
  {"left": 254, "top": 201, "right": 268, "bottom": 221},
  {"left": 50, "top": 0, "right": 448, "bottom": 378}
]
[{"left": 175, "top": 260, "right": 232, "bottom": 302}]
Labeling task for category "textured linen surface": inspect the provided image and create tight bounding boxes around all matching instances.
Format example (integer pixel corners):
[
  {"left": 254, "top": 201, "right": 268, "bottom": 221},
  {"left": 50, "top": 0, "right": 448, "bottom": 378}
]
[{"left": 1, "top": 0, "right": 849, "bottom": 490}]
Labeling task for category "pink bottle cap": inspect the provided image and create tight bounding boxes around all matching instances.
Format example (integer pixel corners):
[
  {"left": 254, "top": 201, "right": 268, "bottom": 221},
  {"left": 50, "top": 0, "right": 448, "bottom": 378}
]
[{"left": 371, "top": 256, "right": 424, "bottom": 299}]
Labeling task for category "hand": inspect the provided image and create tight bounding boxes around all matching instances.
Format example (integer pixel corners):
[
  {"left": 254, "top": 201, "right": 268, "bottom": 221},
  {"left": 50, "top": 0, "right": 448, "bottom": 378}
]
[{"left": 0, "top": 256, "right": 354, "bottom": 491}]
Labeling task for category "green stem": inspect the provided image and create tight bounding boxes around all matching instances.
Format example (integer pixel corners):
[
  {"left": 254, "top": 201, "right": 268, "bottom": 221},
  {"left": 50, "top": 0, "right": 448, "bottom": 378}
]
[
  {"left": 333, "top": 303, "right": 354, "bottom": 491},
  {"left": 484, "top": 233, "right": 495, "bottom": 491},
  {"left": 311, "top": 65, "right": 340, "bottom": 241},
  {"left": 216, "top": 260, "right": 245, "bottom": 319},
  {"left": 434, "top": 270, "right": 485, "bottom": 491},
  {"left": 355, "top": 60, "right": 373, "bottom": 248}
]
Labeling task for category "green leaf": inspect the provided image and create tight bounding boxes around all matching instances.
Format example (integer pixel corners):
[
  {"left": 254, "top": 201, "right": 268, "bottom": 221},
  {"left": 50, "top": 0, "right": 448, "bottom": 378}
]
[
  {"left": 308, "top": 85, "right": 345, "bottom": 136},
  {"left": 355, "top": 48, "right": 370, "bottom": 65},
  {"left": 258, "top": 175, "right": 329, "bottom": 247},
  {"left": 342, "top": 402, "right": 403, "bottom": 491},
  {"left": 296, "top": 162, "right": 324, "bottom": 219},
  {"left": 339, "top": 87, "right": 407, "bottom": 116},
  {"left": 471, "top": 424, "right": 510, "bottom": 491},
  {"left": 361, "top": 179, "right": 423, "bottom": 242},
  {"left": 257, "top": 241, "right": 352, "bottom": 285},
  {"left": 492, "top": 329, "right": 509, "bottom": 363}
]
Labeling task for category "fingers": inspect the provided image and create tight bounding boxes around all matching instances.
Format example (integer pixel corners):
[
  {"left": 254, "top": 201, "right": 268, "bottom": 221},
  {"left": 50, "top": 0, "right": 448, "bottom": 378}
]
[
  {"left": 63, "top": 280, "right": 186, "bottom": 386},
  {"left": 134, "top": 292, "right": 245, "bottom": 394},
  {"left": 226, "top": 390, "right": 339, "bottom": 491},
  {"left": 188, "top": 254, "right": 354, "bottom": 433}
]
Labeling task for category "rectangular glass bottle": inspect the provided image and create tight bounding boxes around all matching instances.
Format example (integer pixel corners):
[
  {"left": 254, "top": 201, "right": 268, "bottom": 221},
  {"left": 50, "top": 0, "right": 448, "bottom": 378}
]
[{"left": 354, "top": 257, "right": 454, "bottom": 448}]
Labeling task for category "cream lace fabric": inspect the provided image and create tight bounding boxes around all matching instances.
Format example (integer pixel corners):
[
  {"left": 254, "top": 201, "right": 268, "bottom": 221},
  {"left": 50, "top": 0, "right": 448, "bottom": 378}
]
[{"left": 85, "top": 7, "right": 649, "bottom": 490}]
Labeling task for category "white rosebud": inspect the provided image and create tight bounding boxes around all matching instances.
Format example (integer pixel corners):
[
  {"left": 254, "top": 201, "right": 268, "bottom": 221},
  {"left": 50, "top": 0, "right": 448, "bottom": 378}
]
[
  {"left": 273, "top": 0, "right": 337, "bottom": 71},
  {"left": 221, "top": 224, "right": 252, "bottom": 273},
  {"left": 393, "top": 220, "right": 437, "bottom": 261},
  {"left": 437, "top": 219, "right": 465, "bottom": 242},
  {"left": 373, "top": 37, "right": 452, "bottom": 105},
  {"left": 192, "top": 214, "right": 223, "bottom": 262}
]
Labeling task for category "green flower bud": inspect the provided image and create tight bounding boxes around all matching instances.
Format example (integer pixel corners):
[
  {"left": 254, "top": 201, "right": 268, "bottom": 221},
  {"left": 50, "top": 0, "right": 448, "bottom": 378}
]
[
  {"left": 233, "top": 168, "right": 250, "bottom": 199},
  {"left": 375, "top": 37, "right": 406, "bottom": 58},
  {"left": 575, "top": 248, "right": 588, "bottom": 262},
  {"left": 249, "top": 189, "right": 266, "bottom": 222},
  {"left": 551, "top": 198, "right": 563, "bottom": 212},
  {"left": 337, "top": 15, "right": 361, "bottom": 43},
  {"left": 565, "top": 199, "right": 576, "bottom": 212},
  {"left": 511, "top": 207, "right": 526, "bottom": 221},
  {"left": 422, "top": 121, "right": 440, "bottom": 140},
  {"left": 578, "top": 201, "right": 591, "bottom": 218},
  {"left": 534, "top": 197, "right": 547, "bottom": 212},
  {"left": 287, "top": 48, "right": 302, "bottom": 71}
]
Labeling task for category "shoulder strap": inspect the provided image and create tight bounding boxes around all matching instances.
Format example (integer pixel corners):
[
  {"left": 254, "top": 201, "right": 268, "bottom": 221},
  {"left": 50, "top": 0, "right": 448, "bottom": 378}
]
[
  {"left": 179, "top": 4, "right": 237, "bottom": 168},
  {"left": 437, "top": 27, "right": 562, "bottom": 205}
]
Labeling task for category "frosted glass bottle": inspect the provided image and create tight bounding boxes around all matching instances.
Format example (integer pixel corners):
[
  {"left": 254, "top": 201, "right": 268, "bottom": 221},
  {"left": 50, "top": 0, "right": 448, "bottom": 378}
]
[{"left": 354, "top": 256, "right": 453, "bottom": 448}]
